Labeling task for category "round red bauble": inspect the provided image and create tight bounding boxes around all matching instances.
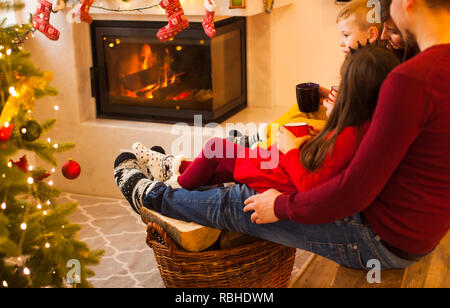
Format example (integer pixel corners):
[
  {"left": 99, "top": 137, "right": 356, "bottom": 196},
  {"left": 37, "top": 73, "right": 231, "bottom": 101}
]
[{"left": 62, "top": 159, "right": 81, "bottom": 180}]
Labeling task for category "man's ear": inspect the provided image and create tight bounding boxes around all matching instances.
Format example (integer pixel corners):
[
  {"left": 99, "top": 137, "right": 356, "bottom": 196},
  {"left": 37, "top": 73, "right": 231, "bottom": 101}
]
[
  {"left": 368, "top": 26, "right": 380, "bottom": 43},
  {"left": 406, "top": 0, "right": 416, "bottom": 10}
]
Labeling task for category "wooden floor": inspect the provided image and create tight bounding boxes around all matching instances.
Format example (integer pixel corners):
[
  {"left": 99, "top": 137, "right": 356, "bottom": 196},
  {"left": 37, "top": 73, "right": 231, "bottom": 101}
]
[{"left": 291, "top": 231, "right": 449, "bottom": 288}]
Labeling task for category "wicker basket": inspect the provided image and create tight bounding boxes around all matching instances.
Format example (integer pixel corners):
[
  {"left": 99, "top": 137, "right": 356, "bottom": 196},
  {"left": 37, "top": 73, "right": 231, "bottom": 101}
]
[{"left": 146, "top": 222, "right": 296, "bottom": 288}]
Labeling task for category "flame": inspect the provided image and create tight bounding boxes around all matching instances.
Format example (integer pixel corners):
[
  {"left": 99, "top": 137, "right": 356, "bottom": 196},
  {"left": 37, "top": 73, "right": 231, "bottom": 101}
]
[
  {"left": 140, "top": 44, "right": 154, "bottom": 71},
  {"left": 121, "top": 44, "right": 188, "bottom": 100}
]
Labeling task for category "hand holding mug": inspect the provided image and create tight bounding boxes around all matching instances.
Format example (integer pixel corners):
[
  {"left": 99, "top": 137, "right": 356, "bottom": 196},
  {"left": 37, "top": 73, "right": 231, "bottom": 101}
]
[{"left": 278, "top": 125, "right": 312, "bottom": 154}]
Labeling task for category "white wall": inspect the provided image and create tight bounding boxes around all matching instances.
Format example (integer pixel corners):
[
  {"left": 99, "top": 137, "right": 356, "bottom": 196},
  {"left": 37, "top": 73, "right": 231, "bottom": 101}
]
[{"left": 272, "top": 0, "right": 344, "bottom": 107}]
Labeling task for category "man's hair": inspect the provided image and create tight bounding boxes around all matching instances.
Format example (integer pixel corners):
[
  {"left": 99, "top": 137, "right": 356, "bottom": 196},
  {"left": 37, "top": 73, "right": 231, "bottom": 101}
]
[
  {"left": 424, "top": 0, "right": 450, "bottom": 9},
  {"left": 337, "top": 0, "right": 383, "bottom": 32}
]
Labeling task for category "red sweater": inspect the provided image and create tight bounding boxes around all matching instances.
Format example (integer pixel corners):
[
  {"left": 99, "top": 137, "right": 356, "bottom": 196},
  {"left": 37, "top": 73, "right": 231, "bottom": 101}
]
[
  {"left": 274, "top": 44, "right": 450, "bottom": 255},
  {"left": 233, "top": 123, "right": 369, "bottom": 194}
]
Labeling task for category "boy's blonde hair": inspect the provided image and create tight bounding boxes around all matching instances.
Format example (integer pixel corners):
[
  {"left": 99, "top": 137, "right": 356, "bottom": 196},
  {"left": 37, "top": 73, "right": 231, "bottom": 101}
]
[{"left": 337, "top": 0, "right": 382, "bottom": 32}]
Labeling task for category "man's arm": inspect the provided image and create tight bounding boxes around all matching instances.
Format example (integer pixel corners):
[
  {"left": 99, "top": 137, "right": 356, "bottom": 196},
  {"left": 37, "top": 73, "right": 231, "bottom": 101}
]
[{"left": 273, "top": 73, "right": 427, "bottom": 224}]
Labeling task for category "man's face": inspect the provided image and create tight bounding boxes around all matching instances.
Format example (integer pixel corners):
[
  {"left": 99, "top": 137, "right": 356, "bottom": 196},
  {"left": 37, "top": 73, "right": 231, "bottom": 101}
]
[
  {"left": 390, "top": 0, "right": 417, "bottom": 48},
  {"left": 390, "top": 0, "right": 410, "bottom": 37},
  {"left": 337, "top": 16, "right": 370, "bottom": 54}
]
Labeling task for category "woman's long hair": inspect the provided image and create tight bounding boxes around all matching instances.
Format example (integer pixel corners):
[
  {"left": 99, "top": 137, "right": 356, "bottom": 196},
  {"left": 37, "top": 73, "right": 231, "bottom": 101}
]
[{"left": 300, "top": 44, "right": 400, "bottom": 172}]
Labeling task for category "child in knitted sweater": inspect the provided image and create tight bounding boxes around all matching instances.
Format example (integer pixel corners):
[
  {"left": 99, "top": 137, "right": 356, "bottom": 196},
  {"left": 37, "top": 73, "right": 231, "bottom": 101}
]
[{"left": 127, "top": 44, "right": 400, "bottom": 195}]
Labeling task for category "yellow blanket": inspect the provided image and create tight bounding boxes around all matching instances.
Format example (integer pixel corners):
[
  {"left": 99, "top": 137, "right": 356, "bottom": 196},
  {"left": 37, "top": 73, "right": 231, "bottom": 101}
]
[{"left": 258, "top": 104, "right": 328, "bottom": 149}]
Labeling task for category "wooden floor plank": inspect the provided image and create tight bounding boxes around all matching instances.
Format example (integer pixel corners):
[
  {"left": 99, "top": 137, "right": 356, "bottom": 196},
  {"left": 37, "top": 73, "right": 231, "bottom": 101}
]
[
  {"left": 292, "top": 232, "right": 449, "bottom": 288},
  {"left": 401, "top": 231, "right": 449, "bottom": 288},
  {"left": 291, "top": 255, "right": 340, "bottom": 288},
  {"left": 331, "top": 267, "right": 405, "bottom": 288}
]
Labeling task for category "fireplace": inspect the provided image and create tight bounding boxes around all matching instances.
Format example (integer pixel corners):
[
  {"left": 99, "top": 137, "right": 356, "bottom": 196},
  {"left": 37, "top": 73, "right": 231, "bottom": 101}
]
[{"left": 90, "top": 18, "right": 247, "bottom": 124}]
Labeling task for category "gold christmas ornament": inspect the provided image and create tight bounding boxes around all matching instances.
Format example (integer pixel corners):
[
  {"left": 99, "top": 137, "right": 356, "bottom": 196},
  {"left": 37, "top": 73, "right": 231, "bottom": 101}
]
[{"left": 0, "top": 71, "right": 53, "bottom": 123}]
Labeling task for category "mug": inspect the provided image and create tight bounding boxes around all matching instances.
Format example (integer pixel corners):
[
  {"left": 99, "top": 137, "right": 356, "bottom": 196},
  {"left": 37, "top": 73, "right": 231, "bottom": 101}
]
[
  {"left": 328, "top": 86, "right": 339, "bottom": 103},
  {"left": 283, "top": 122, "right": 312, "bottom": 138},
  {"left": 296, "top": 82, "right": 320, "bottom": 113}
]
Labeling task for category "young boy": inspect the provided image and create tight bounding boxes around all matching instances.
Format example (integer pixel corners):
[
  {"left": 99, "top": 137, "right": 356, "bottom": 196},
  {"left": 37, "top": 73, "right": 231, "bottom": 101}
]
[
  {"left": 234, "top": 0, "right": 382, "bottom": 150},
  {"left": 337, "top": 0, "right": 382, "bottom": 54}
]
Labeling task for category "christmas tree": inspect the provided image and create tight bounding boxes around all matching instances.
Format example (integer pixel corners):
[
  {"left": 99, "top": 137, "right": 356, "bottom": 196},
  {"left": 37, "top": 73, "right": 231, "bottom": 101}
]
[{"left": 0, "top": 1, "right": 103, "bottom": 288}]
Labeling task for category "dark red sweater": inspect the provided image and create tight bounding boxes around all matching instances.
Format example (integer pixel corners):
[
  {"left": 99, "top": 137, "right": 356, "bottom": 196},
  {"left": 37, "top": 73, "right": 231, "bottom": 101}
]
[{"left": 274, "top": 44, "right": 450, "bottom": 255}]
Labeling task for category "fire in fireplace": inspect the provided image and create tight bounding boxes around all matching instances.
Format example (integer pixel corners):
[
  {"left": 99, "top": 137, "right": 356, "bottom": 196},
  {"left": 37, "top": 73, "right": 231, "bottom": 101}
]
[{"left": 90, "top": 18, "right": 247, "bottom": 124}]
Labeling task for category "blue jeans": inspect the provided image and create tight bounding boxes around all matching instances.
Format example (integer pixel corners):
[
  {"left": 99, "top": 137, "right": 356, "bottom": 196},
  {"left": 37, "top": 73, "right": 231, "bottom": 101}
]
[{"left": 143, "top": 182, "right": 416, "bottom": 270}]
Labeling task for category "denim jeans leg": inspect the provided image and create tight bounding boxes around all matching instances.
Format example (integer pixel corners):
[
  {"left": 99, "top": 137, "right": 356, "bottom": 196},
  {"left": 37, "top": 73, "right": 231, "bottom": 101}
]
[{"left": 142, "top": 182, "right": 416, "bottom": 270}]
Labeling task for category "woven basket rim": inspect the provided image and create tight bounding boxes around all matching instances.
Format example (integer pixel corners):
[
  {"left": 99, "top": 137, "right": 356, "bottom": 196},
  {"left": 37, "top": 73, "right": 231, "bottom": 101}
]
[{"left": 149, "top": 235, "right": 285, "bottom": 256}]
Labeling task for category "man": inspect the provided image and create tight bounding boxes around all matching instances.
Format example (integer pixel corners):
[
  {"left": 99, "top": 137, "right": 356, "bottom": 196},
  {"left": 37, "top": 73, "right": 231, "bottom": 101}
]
[
  {"left": 114, "top": 0, "right": 450, "bottom": 269},
  {"left": 245, "top": 0, "right": 450, "bottom": 255}
]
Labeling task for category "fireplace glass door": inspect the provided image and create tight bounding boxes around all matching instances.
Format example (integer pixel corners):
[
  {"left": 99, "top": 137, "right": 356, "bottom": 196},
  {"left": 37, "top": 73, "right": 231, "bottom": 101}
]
[{"left": 91, "top": 18, "right": 246, "bottom": 124}]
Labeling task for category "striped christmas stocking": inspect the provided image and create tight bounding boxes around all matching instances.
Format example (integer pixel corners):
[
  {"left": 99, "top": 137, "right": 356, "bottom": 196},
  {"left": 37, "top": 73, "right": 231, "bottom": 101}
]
[
  {"left": 202, "top": 0, "right": 216, "bottom": 38},
  {"left": 77, "top": 0, "right": 95, "bottom": 24}
]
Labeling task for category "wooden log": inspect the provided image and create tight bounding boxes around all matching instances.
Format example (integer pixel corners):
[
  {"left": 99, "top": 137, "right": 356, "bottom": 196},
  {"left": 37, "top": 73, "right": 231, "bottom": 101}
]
[{"left": 140, "top": 207, "right": 222, "bottom": 252}]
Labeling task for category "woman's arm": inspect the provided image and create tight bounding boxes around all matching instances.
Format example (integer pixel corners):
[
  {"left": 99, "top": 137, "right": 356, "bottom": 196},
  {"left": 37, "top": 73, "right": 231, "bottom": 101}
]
[{"left": 279, "top": 126, "right": 360, "bottom": 192}]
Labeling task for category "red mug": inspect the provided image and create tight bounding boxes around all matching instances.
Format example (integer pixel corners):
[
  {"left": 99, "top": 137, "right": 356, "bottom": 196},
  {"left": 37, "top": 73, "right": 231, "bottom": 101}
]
[
  {"left": 328, "top": 86, "right": 339, "bottom": 103},
  {"left": 283, "top": 122, "right": 312, "bottom": 137}
]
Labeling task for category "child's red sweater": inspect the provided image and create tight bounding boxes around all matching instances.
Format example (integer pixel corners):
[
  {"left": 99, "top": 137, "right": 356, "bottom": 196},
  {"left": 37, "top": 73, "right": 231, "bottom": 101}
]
[{"left": 233, "top": 122, "right": 370, "bottom": 194}]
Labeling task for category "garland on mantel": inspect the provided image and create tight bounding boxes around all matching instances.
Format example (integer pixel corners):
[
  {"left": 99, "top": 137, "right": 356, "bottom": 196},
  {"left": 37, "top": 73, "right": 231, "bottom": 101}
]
[
  {"left": 64, "top": 0, "right": 274, "bottom": 14},
  {"left": 89, "top": 0, "right": 161, "bottom": 12}
]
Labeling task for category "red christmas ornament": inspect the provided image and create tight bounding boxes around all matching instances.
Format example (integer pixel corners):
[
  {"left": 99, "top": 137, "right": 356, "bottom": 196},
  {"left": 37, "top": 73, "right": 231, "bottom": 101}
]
[
  {"left": 11, "top": 155, "right": 29, "bottom": 172},
  {"left": 62, "top": 159, "right": 81, "bottom": 180},
  {"left": 0, "top": 123, "right": 14, "bottom": 141}
]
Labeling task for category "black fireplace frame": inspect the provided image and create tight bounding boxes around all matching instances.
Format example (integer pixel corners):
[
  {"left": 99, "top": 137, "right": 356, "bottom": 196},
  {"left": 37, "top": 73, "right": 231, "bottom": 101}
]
[{"left": 90, "top": 18, "right": 247, "bottom": 125}]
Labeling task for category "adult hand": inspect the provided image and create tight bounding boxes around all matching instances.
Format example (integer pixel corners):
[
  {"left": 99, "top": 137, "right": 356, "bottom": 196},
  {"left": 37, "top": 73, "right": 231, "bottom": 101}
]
[
  {"left": 277, "top": 126, "right": 312, "bottom": 154},
  {"left": 243, "top": 189, "right": 283, "bottom": 224}
]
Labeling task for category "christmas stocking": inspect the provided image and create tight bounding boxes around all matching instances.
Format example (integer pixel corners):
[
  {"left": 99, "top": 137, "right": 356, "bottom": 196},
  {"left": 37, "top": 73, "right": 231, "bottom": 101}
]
[
  {"left": 157, "top": 0, "right": 189, "bottom": 42},
  {"left": 77, "top": 0, "right": 95, "bottom": 24},
  {"left": 33, "top": 0, "right": 60, "bottom": 41},
  {"left": 202, "top": 0, "right": 216, "bottom": 38}
]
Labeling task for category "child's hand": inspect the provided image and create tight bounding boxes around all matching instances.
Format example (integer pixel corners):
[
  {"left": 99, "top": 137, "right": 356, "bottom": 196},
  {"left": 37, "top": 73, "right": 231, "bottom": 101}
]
[
  {"left": 309, "top": 126, "right": 322, "bottom": 136},
  {"left": 278, "top": 126, "right": 312, "bottom": 154},
  {"left": 323, "top": 99, "right": 335, "bottom": 118}
]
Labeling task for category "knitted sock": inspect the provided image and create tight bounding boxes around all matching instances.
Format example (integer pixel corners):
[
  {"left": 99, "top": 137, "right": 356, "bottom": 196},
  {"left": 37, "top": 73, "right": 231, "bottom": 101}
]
[
  {"left": 157, "top": 0, "right": 189, "bottom": 42},
  {"left": 132, "top": 142, "right": 185, "bottom": 182},
  {"left": 248, "top": 123, "right": 268, "bottom": 148},
  {"left": 77, "top": 0, "right": 95, "bottom": 24},
  {"left": 113, "top": 152, "right": 157, "bottom": 214},
  {"left": 150, "top": 145, "right": 166, "bottom": 155},
  {"left": 33, "top": 0, "right": 60, "bottom": 41},
  {"left": 202, "top": 0, "right": 216, "bottom": 38}
]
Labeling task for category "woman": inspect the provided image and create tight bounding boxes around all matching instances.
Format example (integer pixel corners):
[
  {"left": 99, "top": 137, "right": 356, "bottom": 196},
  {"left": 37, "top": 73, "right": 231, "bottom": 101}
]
[{"left": 380, "top": 0, "right": 420, "bottom": 61}]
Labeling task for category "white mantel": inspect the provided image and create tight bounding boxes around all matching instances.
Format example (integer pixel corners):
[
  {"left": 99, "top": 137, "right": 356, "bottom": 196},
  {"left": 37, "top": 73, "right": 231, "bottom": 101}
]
[{"left": 90, "top": 0, "right": 295, "bottom": 18}]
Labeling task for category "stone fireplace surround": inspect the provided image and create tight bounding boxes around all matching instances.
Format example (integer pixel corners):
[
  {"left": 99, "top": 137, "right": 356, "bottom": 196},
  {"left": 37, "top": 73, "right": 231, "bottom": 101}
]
[{"left": 23, "top": 0, "right": 296, "bottom": 198}]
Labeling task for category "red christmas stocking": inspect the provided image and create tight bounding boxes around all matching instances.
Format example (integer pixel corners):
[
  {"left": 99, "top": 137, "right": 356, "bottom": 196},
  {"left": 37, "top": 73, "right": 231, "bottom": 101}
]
[
  {"left": 77, "top": 0, "right": 95, "bottom": 24},
  {"left": 33, "top": 0, "right": 60, "bottom": 41},
  {"left": 157, "top": 0, "right": 189, "bottom": 42},
  {"left": 202, "top": 0, "right": 216, "bottom": 38}
]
